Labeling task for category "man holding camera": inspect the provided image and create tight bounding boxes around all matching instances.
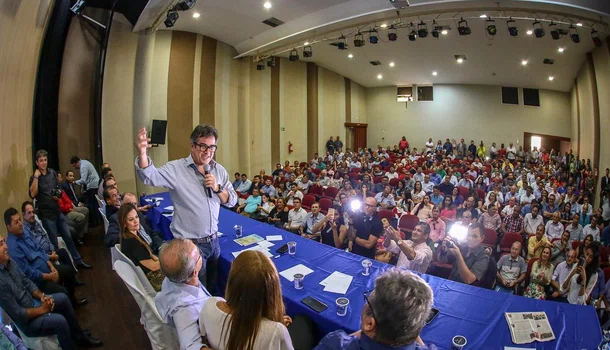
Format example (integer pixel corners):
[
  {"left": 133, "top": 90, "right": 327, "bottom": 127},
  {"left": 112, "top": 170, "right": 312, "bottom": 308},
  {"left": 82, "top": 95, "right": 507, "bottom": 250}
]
[
  {"left": 437, "top": 223, "right": 489, "bottom": 285},
  {"left": 348, "top": 197, "right": 383, "bottom": 259},
  {"left": 28, "top": 150, "right": 90, "bottom": 269}
]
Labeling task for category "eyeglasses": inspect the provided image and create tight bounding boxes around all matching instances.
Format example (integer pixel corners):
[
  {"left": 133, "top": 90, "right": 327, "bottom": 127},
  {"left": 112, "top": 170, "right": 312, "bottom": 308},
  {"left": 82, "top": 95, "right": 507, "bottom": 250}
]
[
  {"left": 193, "top": 142, "right": 218, "bottom": 152},
  {"left": 363, "top": 290, "right": 377, "bottom": 320}
]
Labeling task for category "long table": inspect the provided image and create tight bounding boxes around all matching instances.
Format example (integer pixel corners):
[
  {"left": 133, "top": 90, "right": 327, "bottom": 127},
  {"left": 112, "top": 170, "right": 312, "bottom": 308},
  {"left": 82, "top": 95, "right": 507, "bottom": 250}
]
[{"left": 142, "top": 192, "right": 602, "bottom": 349}]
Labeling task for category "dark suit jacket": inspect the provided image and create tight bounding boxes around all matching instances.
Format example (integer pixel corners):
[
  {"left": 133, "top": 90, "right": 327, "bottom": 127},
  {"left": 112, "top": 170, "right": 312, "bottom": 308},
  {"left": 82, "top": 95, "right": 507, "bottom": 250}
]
[{"left": 104, "top": 211, "right": 164, "bottom": 254}]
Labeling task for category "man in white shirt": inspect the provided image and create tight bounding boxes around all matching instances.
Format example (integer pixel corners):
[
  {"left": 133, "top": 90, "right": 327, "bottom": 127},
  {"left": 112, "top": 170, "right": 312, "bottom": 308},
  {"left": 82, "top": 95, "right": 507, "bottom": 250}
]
[
  {"left": 545, "top": 212, "right": 564, "bottom": 240},
  {"left": 297, "top": 176, "right": 312, "bottom": 194},
  {"left": 421, "top": 174, "right": 434, "bottom": 194},
  {"left": 549, "top": 249, "right": 577, "bottom": 302},
  {"left": 317, "top": 170, "right": 331, "bottom": 187},
  {"left": 523, "top": 205, "right": 544, "bottom": 235},
  {"left": 374, "top": 186, "right": 396, "bottom": 210},
  {"left": 501, "top": 197, "right": 517, "bottom": 218},
  {"left": 383, "top": 223, "right": 433, "bottom": 274},
  {"left": 285, "top": 198, "right": 308, "bottom": 233},
  {"left": 285, "top": 183, "right": 304, "bottom": 206},
  {"left": 565, "top": 213, "right": 583, "bottom": 246},
  {"left": 413, "top": 167, "right": 425, "bottom": 183},
  {"left": 507, "top": 143, "right": 517, "bottom": 162},
  {"left": 582, "top": 216, "right": 601, "bottom": 242},
  {"left": 441, "top": 171, "right": 458, "bottom": 186},
  {"left": 348, "top": 158, "right": 362, "bottom": 170},
  {"left": 520, "top": 186, "right": 535, "bottom": 206},
  {"left": 385, "top": 167, "right": 399, "bottom": 180}
]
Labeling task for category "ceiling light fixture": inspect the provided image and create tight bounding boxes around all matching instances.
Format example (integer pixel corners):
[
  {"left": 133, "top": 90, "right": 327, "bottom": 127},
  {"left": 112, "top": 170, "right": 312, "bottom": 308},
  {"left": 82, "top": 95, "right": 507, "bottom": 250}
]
[
  {"left": 548, "top": 76, "right": 554, "bottom": 81},
  {"left": 164, "top": 8, "right": 179, "bottom": 28},
  {"left": 192, "top": 12, "right": 200, "bottom": 18},
  {"left": 549, "top": 22, "right": 560, "bottom": 40},
  {"left": 431, "top": 20, "right": 440, "bottom": 38},
  {"left": 417, "top": 21, "right": 428, "bottom": 38},
  {"left": 377, "top": 74, "right": 383, "bottom": 80},
  {"left": 521, "top": 59, "right": 528, "bottom": 66},
  {"left": 558, "top": 47, "right": 565, "bottom": 53},
  {"left": 457, "top": 17, "right": 471, "bottom": 36},
  {"left": 533, "top": 20, "right": 545, "bottom": 38},
  {"left": 576, "top": 22, "right": 583, "bottom": 27},
  {"left": 257, "top": 60, "right": 265, "bottom": 70},
  {"left": 263, "top": 1, "right": 272, "bottom": 9},
  {"left": 432, "top": 71, "right": 438, "bottom": 76},
  {"left": 569, "top": 25, "right": 580, "bottom": 43},
  {"left": 388, "top": 25, "right": 397, "bottom": 41},
  {"left": 354, "top": 32, "right": 365, "bottom": 47},
  {"left": 507, "top": 18, "right": 518, "bottom": 37},
  {"left": 526, "top": 29, "right": 533, "bottom": 35},
  {"left": 303, "top": 42, "right": 309, "bottom": 46},
  {"left": 441, "top": 29, "right": 448, "bottom": 35},
  {"left": 380, "top": 23, "right": 388, "bottom": 28},
  {"left": 592, "top": 29, "right": 602, "bottom": 47},
  {"left": 348, "top": 53, "right": 354, "bottom": 58},
  {"left": 369, "top": 29, "right": 379, "bottom": 44},
  {"left": 480, "top": 14, "right": 487, "bottom": 18},
  {"left": 303, "top": 45, "right": 312, "bottom": 58},
  {"left": 486, "top": 18, "right": 497, "bottom": 36},
  {"left": 289, "top": 48, "right": 299, "bottom": 61},
  {"left": 389, "top": 62, "right": 395, "bottom": 67}
]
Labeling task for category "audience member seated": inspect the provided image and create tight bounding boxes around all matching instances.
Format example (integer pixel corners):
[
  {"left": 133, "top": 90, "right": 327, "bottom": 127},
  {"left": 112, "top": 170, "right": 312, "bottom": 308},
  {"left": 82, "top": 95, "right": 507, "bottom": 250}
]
[
  {"left": 248, "top": 175, "right": 263, "bottom": 195},
  {"left": 231, "top": 172, "right": 241, "bottom": 189},
  {"left": 374, "top": 185, "right": 396, "bottom": 210},
  {"left": 527, "top": 224, "right": 552, "bottom": 260},
  {"left": 495, "top": 242, "right": 526, "bottom": 294},
  {"left": 236, "top": 173, "right": 252, "bottom": 193},
  {"left": 438, "top": 196, "right": 456, "bottom": 223},
  {"left": 315, "top": 269, "right": 437, "bottom": 350},
  {"left": 57, "top": 173, "right": 88, "bottom": 245},
  {"left": 383, "top": 223, "right": 433, "bottom": 273},
  {"left": 251, "top": 193, "right": 275, "bottom": 221},
  {"left": 4, "top": 208, "right": 86, "bottom": 307},
  {"left": 285, "top": 198, "right": 307, "bottom": 233},
  {"left": 551, "top": 231, "right": 570, "bottom": 266},
  {"left": 560, "top": 242, "right": 600, "bottom": 305},
  {"left": 0, "top": 236, "right": 101, "bottom": 349},
  {"left": 549, "top": 249, "right": 577, "bottom": 302},
  {"left": 427, "top": 208, "right": 446, "bottom": 244},
  {"left": 421, "top": 175, "right": 434, "bottom": 194},
  {"left": 103, "top": 186, "right": 121, "bottom": 217},
  {"left": 297, "top": 176, "right": 313, "bottom": 194},
  {"left": 436, "top": 223, "right": 489, "bottom": 285},
  {"left": 429, "top": 187, "right": 444, "bottom": 207},
  {"left": 500, "top": 204, "right": 524, "bottom": 236},
  {"left": 155, "top": 238, "right": 211, "bottom": 350},
  {"left": 478, "top": 205, "right": 501, "bottom": 231},
  {"left": 237, "top": 188, "right": 262, "bottom": 217},
  {"left": 301, "top": 202, "right": 324, "bottom": 240},
  {"left": 544, "top": 212, "right": 564, "bottom": 241},
  {"left": 582, "top": 215, "right": 601, "bottom": 242},
  {"left": 411, "top": 195, "right": 434, "bottom": 222},
  {"left": 523, "top": 246, "right": 553, "bottom": 300},
  {"left": 286, "top": 183, "right": 304, "bottom": 206},
  {"left": 268, "top": 198, "right": 289, "bottom": 228},
  {"left": 97, "top": 167, "right": 113, "bottom": 198},
  {"left": 438, "top": 176, "right": 454, "bottom": 197},
  {"left": 63, "top": 170, "right": 82, "bottom": 208},
  {"left": 523, "top": 205, "right": 544, "bottom": 236},
  {"left": 261, "top": 178, "right": 277, "bottom": 198},
  {"left": 457, "top": 197, "right": 480, "bottom": 222},
  {"left": 348, "top": 198, "right": 383, "bottom": 259}
]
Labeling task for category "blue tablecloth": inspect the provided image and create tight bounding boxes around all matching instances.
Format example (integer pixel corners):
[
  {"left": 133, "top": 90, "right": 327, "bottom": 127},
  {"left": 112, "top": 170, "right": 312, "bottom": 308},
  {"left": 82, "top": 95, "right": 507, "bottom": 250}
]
[{"left": 142, "top": 192, "right": 602, "bottom": 349}]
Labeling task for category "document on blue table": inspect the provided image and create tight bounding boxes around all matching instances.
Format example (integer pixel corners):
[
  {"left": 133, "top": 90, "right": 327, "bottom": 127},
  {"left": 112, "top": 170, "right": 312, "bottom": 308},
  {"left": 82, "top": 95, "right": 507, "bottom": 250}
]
[
  {"left": 319, "top": 271, "right": 353, "bottom": 294},
  {"left": 163, "top": 206, "right": 174, "bottom": 211},
  {"left": 232, "top": 245, "right": 272, "bottom": 258},
  {"left": 266, "top": 235, "right": 283, "bottom": 241},
  {"left": 280, "top": 264, "right": 314, "bottom": 282}
]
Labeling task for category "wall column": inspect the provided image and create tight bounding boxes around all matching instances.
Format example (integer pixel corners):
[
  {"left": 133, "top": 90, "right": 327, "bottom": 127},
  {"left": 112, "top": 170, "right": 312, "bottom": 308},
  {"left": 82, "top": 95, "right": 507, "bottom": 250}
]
[{"left": 307, "top": 62, "right": 319, "bottom": 158}]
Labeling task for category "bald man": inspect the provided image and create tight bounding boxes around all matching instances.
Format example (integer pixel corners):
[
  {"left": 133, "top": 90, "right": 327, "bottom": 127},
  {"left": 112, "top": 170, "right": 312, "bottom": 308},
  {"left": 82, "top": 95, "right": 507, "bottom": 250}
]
[
  {"left": 348, "top": 197, "right": 383, "bottom": 259},
  {"left": 155, "top": 239, "right": 211, "bottom": 350},
  {"left": 495, "top": 241, "right": 526, "bottom": 294}
]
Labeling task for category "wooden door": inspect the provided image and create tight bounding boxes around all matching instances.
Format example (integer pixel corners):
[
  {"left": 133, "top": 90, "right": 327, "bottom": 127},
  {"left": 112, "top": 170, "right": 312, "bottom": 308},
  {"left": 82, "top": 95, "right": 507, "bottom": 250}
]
[{"left": 345, "top": 123, "right": 367, "bottom": 150}]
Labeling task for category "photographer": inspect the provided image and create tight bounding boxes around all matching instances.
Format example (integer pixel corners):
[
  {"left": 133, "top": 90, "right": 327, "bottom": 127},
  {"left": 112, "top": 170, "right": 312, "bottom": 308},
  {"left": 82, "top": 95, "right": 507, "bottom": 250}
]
[
  {"left": 28, "top": 150, "right": 90, "bottom": 269},
  {"left": 348, "top": 197, "right": 383, "bottom": 259},
  {"left": 437, "top": 223, "right": 489, "bottom": 285}
]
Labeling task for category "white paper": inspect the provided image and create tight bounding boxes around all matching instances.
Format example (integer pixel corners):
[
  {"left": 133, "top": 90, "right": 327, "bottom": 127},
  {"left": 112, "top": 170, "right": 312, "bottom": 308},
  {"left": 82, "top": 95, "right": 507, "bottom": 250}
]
[
  {"left": 163, "top": 206, "right": 174, "bottom": 211},
  {"left": 504, "top": 312, "right": 555, "bottom": 344},
  {"left": 279, "top": 264, "right": 314, "bottom": 282},
  {"left": 266, "top": 235, "right": 283, "bottom": 241},
  {"left": 231, "top": 245, "right": 272, "bottom": 258},
  {"left": 217, "top": 232, "right": 224, "bottom": 237},
  {"left": 144, "top": 198, "right": 153, "bottom": 202},
  {"left": 319, "top": 271, "right": 353, "bottom": 294},
  {"left": 257, "top": 240, "right": 275, "bottom": 249},
  {"left": 162, "top": 212, "right": 174, "bottom": 217},
  {"left": 153, "top": 197, "right": 164, "bottom": 201}
]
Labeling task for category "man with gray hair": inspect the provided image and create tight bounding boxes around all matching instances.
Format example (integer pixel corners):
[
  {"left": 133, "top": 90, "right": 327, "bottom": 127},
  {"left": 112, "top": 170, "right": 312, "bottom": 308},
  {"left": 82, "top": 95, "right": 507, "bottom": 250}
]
[
  {"left": 155, "top": 238, "right": 211, "bottom": 350},
  {"left": 315, "top": 269, "right": 437, "bottom": 349}
]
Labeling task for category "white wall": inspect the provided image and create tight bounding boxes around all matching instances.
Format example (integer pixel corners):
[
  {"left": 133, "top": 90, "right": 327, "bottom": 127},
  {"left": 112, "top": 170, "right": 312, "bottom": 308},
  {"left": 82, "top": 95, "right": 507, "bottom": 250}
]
[{"left": 366, "top": 84, "right": 572, "bottom": 150}]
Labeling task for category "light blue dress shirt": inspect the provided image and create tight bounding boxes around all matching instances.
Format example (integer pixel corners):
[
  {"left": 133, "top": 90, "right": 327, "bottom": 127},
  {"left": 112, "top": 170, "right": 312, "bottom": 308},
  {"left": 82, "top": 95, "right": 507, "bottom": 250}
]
[
  {"left": 75, "top": 159, "right": 100, "bottom": 191},
  {"left": 155, "top": 278, "right": 211, "bottom": 350},
  {"left": 135, "top": 154, "right": 237, "bottom": 239}
]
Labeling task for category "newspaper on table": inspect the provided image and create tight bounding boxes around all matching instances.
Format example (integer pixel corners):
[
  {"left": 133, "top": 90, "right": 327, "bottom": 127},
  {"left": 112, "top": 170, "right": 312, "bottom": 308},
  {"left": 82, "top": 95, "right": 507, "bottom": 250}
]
[{"left": 505, "top": 312, "right": 555, "bottom": 344}]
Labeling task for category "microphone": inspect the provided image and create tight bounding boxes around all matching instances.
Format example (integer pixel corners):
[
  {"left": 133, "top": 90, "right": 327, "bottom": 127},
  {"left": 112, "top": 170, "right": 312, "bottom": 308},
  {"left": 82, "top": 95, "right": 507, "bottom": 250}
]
[{"left": 203, "top": 164, "right": 212, "bottom": 198}]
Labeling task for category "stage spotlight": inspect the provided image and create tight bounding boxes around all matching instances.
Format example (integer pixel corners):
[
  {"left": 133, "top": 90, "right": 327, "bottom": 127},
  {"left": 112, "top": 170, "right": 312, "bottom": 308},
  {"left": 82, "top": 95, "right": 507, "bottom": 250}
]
[
  {"left": 408, "top": 30, "right": 417, "bottom": 41},
  {"left": 256, "top": 60, "right": 265, "bottom": 70},
  {"left": 175, "top": 0, "right": 197, "bottom": 11},
  {"left": 431, "top": 20, "right": 440, "bottom": 38},
  {"left": 164, "top": 8, "right": 179, "bottom": 28},
  {"left": 533, "top": 21, "right": 545, "bottom": 38},
  {"left": 417, "top": 21, "right": 428, "bottom": 38},
  {"left": 486, "top": 19, "right": 496, "bottom": 36},
  {"left": 569, "top": 25, "right": 580, "bottom": 43},
  {"left": 457, "top": 18, "right": 471, "bottom": 36},
  {"left": 354, "top": 32, "right": 365, "bottom": 47},
  {"left": 388, "top": 25, "right": 397, "bottom": 41},
  {"left": 289, "top": 49, "right": 299, "bottom": 61},
  {"left": 507, "top": 18, "right": 518, "bottom": 36},
  {"left": 337, "top": 36, "right": 348, "bottom": 50},
  {"left": 549, "top": 23, "right": 560, "bottom": 40},
  {"left": 267, "top": 56, "right": 276, "bottom": 67},
  {"left": 592, "top": 29, "right": 602, "bottom": 47},
  {"left": 303, "top": 45, "right": 312, "bottom": 58},
  {"left": 369, "top": 29, "right": 379, "bottom": 44}
]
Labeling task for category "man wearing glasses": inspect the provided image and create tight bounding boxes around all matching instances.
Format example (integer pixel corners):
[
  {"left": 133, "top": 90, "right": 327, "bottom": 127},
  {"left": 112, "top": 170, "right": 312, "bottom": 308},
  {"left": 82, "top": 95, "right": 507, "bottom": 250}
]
[
  {"left": 135, "top": 125, "right": 237, "bottom": 293},
  {"left": 315, "top": 269, "right": 436, "bottom": 349},
  {"left": 348, "top": 197, "right": 383, "bottom": 259}
]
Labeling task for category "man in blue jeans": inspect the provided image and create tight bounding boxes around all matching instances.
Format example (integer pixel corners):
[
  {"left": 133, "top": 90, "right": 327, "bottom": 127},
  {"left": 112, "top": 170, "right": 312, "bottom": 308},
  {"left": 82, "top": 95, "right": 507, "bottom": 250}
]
[
  {"left": 28, "top": 150, "right": 91, "bottom": 270},
  {"left": 0, "top": 237, "right": 101, "bottom": 349}
]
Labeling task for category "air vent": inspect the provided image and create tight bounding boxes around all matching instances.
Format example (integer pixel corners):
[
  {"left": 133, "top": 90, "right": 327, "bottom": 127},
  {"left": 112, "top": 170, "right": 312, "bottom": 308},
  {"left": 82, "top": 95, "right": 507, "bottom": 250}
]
[
  {"left": 543, "top": 58, "right": 554, "bottom": 65},
  {"left": 369, "top": 60, "right": 382, "bottom": 66},
  {"left": 262, "top": 17, "right": 284, "bottom": 28}
]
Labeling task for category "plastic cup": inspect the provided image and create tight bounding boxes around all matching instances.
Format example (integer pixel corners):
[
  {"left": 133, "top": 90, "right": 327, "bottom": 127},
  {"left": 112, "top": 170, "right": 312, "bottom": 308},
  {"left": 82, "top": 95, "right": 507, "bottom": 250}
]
[
  {"left": 288, "top": 242, "right": 297, "bottom": 255},
  {"left": 362, "top": 259, "right": 372, "bottom": 276},
  {"left": 234, "top": 225, "right": 243, "bottom": 238},
  {"left": 293, "top": 273, "right": 304, "bottom": 289},
  {"left": 451, "top": 335, "right": 467, "bottom": 350},
  {"left": 336, "top": 297, "right": 349, "bottom": 316}
]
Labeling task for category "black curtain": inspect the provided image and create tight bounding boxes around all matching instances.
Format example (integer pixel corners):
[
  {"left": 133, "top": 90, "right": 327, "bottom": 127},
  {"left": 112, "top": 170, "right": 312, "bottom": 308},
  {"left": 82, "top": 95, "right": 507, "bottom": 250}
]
[{"left": 32, "top": 0, "right": 73, "bottom": 172}]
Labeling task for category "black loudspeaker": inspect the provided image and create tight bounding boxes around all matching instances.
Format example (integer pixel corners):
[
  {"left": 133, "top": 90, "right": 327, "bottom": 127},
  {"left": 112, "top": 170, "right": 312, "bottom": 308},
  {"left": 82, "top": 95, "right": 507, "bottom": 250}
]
[{"left": 150, "top": 120, "right": 167, "bottom": 145}]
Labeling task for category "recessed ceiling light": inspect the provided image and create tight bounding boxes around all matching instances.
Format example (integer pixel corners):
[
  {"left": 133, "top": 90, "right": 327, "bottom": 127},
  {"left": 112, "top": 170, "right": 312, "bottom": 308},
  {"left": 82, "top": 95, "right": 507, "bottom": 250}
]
[
  {"left": 576, "top": 22, "right": 583, "bottom": 27},
  {"left": 192, "top": 12, "right": 200, "bottom": 18},
  {"left": 441, "top": 30, "right": 448, "bottom": 35},
  {"left": 548, "top": 76, "right": 554, "bottom": 81},
  {"left": 526, "top": 30, "right": 533, "bottom": 35},
  {"left": 389, "top": 62, "right": 395, "bottom": 67},
  {"left": 380, "top": 23, "right": 388, "bottom": 28},
  {"left": 521, "top": 59, "right": 528, "bottom": 66},
  {"left": 377, "top": 74, "right": 383, "bottom": 80},
  {"left": 558, "top": 47, "right": 564, "bottom": 53},
  {"left": 348, "top": 53, "right": 353, "bottom": 58},
  {"left": 304, "top": 42, "right": 309, "bottom": 46},
  {"left": 456, "top": 58, "right": 464, "bottom": 63},
  {"left": 479, "top": 14, "right": 487, "bottom": 18},
  {"left": 432, "top": 71, "right": 438, "bottom": 76},
  {"left": 263, "top": 1, "right": 272, "bottom": 9}
]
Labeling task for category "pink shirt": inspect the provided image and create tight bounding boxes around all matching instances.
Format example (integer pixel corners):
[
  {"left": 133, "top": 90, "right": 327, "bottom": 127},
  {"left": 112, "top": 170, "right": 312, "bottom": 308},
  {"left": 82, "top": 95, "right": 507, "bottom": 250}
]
[
  {"left": 440, "top": 208, "right": 457, "bottom": 220},
  {"left": 427, "top": 218, "right": 446, "bottom": 242}
]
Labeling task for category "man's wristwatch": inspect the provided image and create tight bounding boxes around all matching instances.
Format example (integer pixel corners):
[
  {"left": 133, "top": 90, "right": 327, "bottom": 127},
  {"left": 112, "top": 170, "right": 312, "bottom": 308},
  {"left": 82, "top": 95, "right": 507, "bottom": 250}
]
[
  {"left": 397, "top": 239, "right": 404, "bottom": 246},
  {"left": 214, "top": 184, "right": 224, "bottom": 194}
]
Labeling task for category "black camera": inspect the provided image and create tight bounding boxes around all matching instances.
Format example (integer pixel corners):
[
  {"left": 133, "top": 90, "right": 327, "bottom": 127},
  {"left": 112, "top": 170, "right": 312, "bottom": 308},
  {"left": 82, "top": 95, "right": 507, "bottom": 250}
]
[
  {"left": 50, "top": 189, "right": 63, "bottom": 197},
  {"left": 444, "top": 240, "right": 455, "bottom": 249},
  {"left": 577, "top": 257, "right": 585, "bottom": 267}
]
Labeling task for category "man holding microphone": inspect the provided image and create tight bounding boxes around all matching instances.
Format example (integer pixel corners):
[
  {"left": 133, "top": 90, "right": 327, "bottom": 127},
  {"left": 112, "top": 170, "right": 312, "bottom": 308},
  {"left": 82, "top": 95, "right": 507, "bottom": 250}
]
[{"left": 135, "top": 125, "right": 237, "bottom": 293}]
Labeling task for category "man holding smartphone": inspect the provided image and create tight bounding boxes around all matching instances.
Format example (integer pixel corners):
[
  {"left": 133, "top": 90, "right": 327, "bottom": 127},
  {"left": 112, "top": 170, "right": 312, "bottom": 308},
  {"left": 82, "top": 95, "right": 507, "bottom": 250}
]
[
  {"left": 348, "top": 198, "right": 383, "bottom": 259},
  {"left": 437, "top": 223, "right": 489, "bottom": 285},
  {"left": 383, "top": 223, "right": 433, "bottom": 273}
]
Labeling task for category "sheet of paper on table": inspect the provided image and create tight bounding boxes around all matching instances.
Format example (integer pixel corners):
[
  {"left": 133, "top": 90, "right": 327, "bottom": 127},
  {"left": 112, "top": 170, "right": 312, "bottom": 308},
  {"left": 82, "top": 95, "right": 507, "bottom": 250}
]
[
  {"left": 266, "top": 235, "right": 283, "bottom": 241},
  {"left": 257, "top": 240, "right": 275, "bottom": 249},
  {"left": 279, "top": 264, "right": 314, "bottom": 282},
  {"left": 163, "top": 206, "right": 174, "bottom": 211},
  {"left": 232, "top": 245, "right": 272, "bottom": 258},
  {"left": 153, "top": 197, "right": 164, "bottom": 201},
  {"left": 217, "top": 232, "right": 224, "bottom": 237},
  {"left": 162, "top": 212, "right": 174, "bottom": 217},
  {"left": 234, "top": 234, "right": 264, "bottom": 246},
  {"left": 319, "top": 271, "right": 353, "bottom": 294}
]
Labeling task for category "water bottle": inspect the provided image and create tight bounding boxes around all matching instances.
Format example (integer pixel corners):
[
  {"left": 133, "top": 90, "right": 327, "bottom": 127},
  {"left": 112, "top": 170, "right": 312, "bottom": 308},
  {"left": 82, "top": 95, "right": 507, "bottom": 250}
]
[{"left": 599, "top": 329, "right": 610, "bottom": 350}]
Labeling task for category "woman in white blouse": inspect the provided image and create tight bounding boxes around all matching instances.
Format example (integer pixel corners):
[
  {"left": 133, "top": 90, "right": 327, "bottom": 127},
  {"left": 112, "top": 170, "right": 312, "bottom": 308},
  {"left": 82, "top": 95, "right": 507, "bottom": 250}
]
[
  {"left": 560, "top": 241, "right": 600, "bottom": 305},
  {"left": 411, "top": 181, "right": 426, "bottom": 204},
  {"left": 199, "top": 250, "right": 294, "bottom": 350}
]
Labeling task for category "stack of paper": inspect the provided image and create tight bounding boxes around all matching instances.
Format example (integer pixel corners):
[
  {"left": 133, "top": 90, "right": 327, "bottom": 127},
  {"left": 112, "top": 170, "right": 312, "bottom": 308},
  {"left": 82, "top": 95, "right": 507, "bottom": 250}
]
[
  {"left": 257, "top": 240, "right": 275, "bottom": 249},
  {"left": 163, "top": 205, "right": 174, "bottom": 211},
  {"left": 266, "top": 235, "right": 283, "bottom": 241},
  {"left": 320, "top": 271, "right": 353, "bottom": 294},
  {"left": 279, "top": 264, "right": 314, "bottom": 282},
  {"left": 231, "top": 245, "right": 273, "bottom": 258}
]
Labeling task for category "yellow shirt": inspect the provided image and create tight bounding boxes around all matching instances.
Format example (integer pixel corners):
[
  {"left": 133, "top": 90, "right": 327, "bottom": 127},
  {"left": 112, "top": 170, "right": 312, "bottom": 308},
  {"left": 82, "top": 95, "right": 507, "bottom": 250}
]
[{"left": 527, "top": 236, "right": 549, "bottom": 260}]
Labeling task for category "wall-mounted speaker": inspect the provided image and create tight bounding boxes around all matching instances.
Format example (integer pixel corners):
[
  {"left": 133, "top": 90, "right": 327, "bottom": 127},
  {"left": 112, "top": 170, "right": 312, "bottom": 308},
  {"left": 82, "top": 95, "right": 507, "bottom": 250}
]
[{"left": 151, "top": 120, "right": 167, "bottom": 145}]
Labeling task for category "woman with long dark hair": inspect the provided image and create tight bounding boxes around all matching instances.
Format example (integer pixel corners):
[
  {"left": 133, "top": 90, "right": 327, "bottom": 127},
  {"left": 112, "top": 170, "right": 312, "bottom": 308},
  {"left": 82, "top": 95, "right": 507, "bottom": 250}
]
[
  {"left": 411, "top": 195, "right": 434, "bottom": 222},
  {"left": 411, "top": 181, "right": 425, "bottom": 204},
  {"left": 523, "top": 246, "right": 553, "bottom": 300},
  {"left": 561, "top": 241, "right": 600, "bottom": 305}
]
